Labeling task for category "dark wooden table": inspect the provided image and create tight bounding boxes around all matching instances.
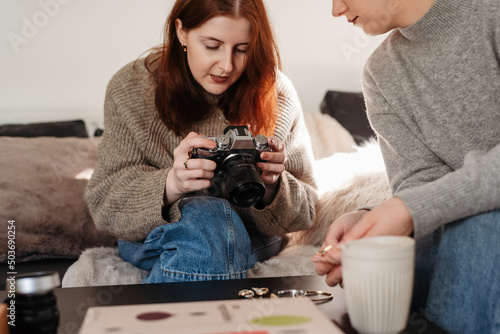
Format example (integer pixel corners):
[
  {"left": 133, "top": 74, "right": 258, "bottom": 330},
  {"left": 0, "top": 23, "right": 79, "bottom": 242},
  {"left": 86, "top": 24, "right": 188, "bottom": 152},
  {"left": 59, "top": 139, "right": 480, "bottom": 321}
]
[{"left": 1, "top": 275, "right": 446, "bottom": 334}]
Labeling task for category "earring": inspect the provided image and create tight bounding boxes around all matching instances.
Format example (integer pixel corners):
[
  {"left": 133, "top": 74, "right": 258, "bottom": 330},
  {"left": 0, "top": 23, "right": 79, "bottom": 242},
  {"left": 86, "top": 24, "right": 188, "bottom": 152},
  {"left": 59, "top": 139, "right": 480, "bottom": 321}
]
[{"left": 183, "top": 45, "right": 187, "bottom": 53}]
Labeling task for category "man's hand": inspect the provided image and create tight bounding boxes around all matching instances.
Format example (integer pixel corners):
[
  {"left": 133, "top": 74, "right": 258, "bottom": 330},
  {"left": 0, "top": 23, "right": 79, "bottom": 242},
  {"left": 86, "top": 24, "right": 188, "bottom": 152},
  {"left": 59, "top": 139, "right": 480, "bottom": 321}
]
[
  {"left": 312, "top": 197, "right": 414, "bottom": 287},
  {"left": 312, "top": 210, "right": 368, "bottom": 286},
  {"left": 342, "top": 197, "right": 414, "bottom": 243}
]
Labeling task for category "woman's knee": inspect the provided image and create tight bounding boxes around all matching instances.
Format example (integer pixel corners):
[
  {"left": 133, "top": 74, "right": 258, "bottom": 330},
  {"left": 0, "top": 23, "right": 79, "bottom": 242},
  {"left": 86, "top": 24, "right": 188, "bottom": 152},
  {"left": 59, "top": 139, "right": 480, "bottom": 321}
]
[
  {"left": 144, "top": 196, "right": 253, "bottom": 282},
  {"left": 178, "top": 196, "right": 251, "bottom": 247}
]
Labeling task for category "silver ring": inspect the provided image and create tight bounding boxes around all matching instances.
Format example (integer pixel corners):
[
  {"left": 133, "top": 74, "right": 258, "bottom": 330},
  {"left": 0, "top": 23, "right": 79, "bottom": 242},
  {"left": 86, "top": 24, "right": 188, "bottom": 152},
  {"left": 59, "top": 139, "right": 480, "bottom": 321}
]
[
  {"left": 276, "top": 289, "right": 306, "bottom": 298},
  {"left": 275, "top": 289, "right": 333, "bottom": 303}
]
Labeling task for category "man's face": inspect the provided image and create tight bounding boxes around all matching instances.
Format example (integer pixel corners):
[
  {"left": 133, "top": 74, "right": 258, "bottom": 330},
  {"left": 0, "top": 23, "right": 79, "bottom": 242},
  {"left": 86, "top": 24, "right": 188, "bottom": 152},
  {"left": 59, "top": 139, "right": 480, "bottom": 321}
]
[{"left": 331, "top": 0, "right": 405, "bottom": 35}]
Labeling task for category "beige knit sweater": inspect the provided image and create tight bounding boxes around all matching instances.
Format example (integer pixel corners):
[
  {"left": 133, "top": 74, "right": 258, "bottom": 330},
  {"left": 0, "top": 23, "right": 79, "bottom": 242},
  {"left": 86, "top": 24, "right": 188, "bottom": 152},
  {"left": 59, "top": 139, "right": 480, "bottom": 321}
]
[{"left": 85, "top": 59, "right": 318, "bottom": 241}]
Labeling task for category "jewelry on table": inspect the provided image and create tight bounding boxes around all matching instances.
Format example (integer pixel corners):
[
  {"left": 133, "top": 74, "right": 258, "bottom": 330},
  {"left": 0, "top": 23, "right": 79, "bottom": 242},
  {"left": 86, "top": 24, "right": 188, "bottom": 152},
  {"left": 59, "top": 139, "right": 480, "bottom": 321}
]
[
  {"left": 304, "top": 290, "right": 334, "bottom": 303},
  {"left": 252, "top": 287, "right": 269, "bottom": 296},
  {"left": 276, "top": 289, "right": 334, "bottom": 304},
  {"left": 276, "top": 289, "right": 306, "bottom": 298},
  {"left": 238, "top": 289, "right": 255, "bottom": 299},
  {"left": 237, "top": 287, "right": 333, "bottom": 304}
]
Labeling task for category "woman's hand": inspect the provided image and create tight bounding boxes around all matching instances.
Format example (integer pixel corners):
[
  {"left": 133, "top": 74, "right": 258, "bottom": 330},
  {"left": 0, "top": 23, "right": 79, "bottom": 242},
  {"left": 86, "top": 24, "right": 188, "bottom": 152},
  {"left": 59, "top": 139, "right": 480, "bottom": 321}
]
[
  {"left": 165, "top": 132, "right": 217, "bottom": 205},
  {"left": 256, "top": 136, "right": 286, "bottom": 205}
]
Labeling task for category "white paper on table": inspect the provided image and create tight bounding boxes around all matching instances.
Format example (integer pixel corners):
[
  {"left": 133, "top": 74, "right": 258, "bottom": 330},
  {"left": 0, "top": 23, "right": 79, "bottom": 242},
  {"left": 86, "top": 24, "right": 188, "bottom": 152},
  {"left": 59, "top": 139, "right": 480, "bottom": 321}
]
[{"left": 79, "top": 297, "right": 344, "bottom": 334}]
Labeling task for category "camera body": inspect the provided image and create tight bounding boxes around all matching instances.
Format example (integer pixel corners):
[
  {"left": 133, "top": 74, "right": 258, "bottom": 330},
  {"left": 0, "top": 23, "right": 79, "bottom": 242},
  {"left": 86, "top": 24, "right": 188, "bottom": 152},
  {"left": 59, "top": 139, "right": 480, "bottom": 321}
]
[{"left": 191, "top": 125, "right": 271, "bottom": 207}]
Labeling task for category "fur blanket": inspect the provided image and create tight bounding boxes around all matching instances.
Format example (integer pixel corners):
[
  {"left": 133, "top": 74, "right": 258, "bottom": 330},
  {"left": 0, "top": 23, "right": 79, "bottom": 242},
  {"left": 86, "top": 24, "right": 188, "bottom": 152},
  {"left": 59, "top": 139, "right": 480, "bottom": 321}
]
[{"left": 62, "top": 113, "right": 391, "bottom": 287}]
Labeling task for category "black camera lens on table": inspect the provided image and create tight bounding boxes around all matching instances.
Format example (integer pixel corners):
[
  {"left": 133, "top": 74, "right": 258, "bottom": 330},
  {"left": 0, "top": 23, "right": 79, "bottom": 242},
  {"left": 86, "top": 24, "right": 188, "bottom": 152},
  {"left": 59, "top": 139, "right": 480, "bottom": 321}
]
[
  {"left": 191, "top": 125, "right": 271, "bottom": 207},
  {"left": 9, "top": 271, "right": 60, "bottom": 334}
]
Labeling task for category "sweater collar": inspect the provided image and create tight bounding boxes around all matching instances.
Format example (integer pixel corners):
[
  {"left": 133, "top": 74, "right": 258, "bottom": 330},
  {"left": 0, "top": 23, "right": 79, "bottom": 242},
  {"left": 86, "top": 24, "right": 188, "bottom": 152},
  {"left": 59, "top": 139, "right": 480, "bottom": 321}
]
[
  {"left": 201, "top": 89, "right": 231, "bottom": 107},
  {"left": 398, "top": 0, "right": 475, "bottom": 43},
  {"left": 203, "top": 90, "right": 222, "bottom": 105}
]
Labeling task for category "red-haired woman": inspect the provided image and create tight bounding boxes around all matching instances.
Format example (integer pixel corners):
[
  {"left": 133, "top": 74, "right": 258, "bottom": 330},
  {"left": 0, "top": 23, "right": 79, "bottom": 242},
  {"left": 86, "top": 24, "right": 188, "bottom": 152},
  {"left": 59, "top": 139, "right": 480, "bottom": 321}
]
[{"left": 86, "top": 0, "right": 317, "bottom": 283}]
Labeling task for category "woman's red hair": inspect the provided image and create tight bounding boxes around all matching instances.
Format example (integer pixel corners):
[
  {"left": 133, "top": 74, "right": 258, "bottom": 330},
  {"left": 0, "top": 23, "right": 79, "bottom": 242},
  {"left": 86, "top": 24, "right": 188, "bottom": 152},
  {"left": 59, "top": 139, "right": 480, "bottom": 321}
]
[{"left": 145, "top": 0, "right": 281, "bottom": 137}]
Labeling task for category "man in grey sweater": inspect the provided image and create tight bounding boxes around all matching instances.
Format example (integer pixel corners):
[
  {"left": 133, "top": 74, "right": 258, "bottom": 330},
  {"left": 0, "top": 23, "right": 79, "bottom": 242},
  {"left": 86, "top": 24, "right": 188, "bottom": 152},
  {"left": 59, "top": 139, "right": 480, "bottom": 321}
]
[{"left": 313, "top": 0, "right": 500, "bottom": 332}]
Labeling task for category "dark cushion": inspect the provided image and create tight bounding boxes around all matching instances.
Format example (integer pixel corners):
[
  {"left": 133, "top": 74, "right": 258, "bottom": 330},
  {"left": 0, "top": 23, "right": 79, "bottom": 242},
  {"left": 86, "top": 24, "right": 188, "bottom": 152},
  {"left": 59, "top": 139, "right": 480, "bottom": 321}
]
[
  {"left": 320, "top": 91, "right": 375, "bottom": 144},
  {"left": 94, "top": 128, "right": 104, "bottom": 137},
  {"left": 0, "top": 120, "right": 88, "bottom": 138}
]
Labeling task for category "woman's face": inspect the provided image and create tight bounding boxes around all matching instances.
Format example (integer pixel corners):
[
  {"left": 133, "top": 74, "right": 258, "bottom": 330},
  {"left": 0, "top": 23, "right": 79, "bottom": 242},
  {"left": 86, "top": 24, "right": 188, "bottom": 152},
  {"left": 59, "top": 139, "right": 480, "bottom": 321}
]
[
  {"left": 331, "top": 0, "right": 404, "bottom": 35},
  {"left": 176, "top": 16, "right": 252, "bottom": 95}
]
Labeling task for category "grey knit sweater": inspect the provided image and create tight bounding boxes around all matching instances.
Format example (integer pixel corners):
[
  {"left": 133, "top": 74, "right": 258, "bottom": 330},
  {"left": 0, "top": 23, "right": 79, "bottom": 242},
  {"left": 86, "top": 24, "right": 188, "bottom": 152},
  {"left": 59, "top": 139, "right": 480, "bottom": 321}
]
[
  {"left": 363, "top": 0, "right": 500, "bottom": 240},
  {"left": 85, "top": 59, "right": 318, "bottom": 241}
]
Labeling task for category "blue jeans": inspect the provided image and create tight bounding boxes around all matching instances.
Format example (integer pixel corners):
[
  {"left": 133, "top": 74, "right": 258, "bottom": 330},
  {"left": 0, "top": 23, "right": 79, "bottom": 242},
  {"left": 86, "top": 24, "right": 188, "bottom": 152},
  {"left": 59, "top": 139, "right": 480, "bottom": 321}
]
[
  {"left": 118, "top": 197, "right": 283, "bottom": 283},
  {"left": 413, "top": 210, "right": 500, "bottom": 334}
]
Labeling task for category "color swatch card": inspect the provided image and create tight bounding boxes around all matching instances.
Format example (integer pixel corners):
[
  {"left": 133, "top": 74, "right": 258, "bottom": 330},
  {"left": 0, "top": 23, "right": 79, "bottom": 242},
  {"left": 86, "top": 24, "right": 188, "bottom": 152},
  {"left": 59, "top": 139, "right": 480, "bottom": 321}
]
[{"left": 79, "top": 297, "right": 344, "bottom": 334}]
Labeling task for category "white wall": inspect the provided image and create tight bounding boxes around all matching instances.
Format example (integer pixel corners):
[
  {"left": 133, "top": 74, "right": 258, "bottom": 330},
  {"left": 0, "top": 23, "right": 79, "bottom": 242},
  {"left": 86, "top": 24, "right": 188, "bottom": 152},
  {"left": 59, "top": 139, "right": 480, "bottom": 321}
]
[{"left": 0, "top": 0, "right": 386, "bottom": 132}]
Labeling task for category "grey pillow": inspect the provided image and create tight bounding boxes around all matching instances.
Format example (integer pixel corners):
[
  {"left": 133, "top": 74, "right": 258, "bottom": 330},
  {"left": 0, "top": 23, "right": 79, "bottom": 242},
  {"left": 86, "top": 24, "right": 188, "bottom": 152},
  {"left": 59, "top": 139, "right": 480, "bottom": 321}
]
[{"left": 0, "top": 136, "right": 116, "bottom": 262}]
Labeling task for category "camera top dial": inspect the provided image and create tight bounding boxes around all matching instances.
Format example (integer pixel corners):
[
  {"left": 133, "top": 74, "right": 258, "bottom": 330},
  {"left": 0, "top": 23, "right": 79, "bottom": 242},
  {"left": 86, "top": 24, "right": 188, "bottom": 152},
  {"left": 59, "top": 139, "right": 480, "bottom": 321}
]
[
  {"left": 215, "top": 135, "right": 231, "bottom": 149},
  {"left": 253, "top": 134, "right": 268, "bottom": 150}
]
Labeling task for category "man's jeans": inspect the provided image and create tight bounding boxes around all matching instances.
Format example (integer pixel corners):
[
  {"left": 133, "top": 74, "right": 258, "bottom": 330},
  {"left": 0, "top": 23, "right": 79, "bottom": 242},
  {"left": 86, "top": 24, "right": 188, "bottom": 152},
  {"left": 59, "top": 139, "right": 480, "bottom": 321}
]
[
  {"left": 118, "top": 197, "right": 283, "bottom": 283},
  {"left": 413, "top": 210, "right": 500, "bottom": 334}
]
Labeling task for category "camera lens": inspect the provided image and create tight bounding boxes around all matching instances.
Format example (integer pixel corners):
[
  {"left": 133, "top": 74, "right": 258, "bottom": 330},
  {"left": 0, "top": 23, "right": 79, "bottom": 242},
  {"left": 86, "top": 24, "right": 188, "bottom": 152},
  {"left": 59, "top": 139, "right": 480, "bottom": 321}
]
[
  {"left": 223, "top": 155, "right": 265, "bottom": 207},
  {"left": 10, "top": 271, "right": 60, "bottom": 334}
]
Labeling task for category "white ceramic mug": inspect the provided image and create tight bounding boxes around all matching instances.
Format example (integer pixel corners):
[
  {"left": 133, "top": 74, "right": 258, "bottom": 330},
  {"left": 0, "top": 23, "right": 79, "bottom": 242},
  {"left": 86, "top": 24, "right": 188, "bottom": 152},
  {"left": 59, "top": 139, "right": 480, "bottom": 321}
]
[{"left": 342, "top": 236, "right": 415, "bottom": 334}]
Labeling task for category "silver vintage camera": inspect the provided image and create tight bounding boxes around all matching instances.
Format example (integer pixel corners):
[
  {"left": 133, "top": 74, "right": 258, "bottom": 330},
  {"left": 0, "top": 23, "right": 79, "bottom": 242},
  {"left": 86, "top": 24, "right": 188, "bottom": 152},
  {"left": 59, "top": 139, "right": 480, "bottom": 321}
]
[{"left": 191, "top": 125, "right": 271, "bottom": 207}]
